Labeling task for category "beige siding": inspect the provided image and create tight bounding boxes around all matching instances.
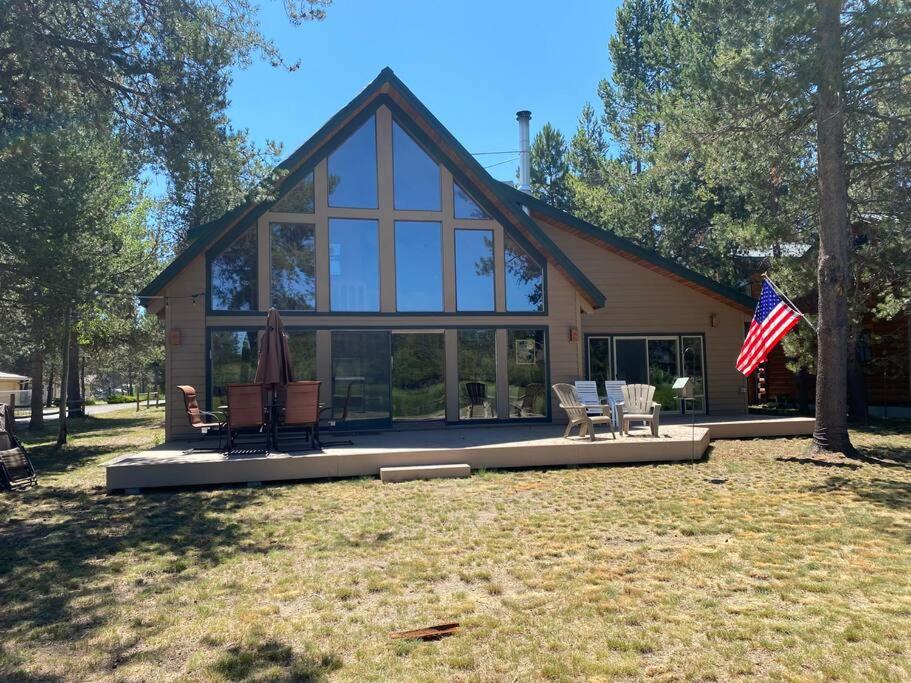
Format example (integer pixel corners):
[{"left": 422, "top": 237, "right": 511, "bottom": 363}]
[{"left": 539, "top": 221, "right": 750, "bottom": 414}]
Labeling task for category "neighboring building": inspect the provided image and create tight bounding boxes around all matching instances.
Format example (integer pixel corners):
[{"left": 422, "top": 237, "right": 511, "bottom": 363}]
[
  {"left": 0, "top": 371, "right": 31, "bottom": 407},
  {"left": 141, "top": 68, "right": 756, "bottom": 441}
]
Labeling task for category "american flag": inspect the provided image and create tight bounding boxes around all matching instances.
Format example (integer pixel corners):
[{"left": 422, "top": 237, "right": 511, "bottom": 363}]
[{"left": 736, "top": 280, "right": 801, "bottom": 376}]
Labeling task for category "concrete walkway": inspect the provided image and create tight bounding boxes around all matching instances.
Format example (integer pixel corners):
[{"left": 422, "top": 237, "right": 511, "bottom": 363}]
[{"left": 15, "top": 402, "right": 162, "bottom": 427}]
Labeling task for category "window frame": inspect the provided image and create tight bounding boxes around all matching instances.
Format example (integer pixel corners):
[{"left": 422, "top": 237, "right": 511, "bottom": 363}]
[
  {"left": 206, "top": 326, "right": 262, "bottom": 410},
  {"left": 269, "top": 221, "right": 317, "bottom": 312},
  {"left": 454, "top": 226, "right": 497, "bottom": 313},
  {"left": 327, "top": 113, "right": 380, "bottom": 210},
  {"left": 392, "top": 118, "right": 442, "bottom": 212},
  {"left": 328, "top": 217, "right": 381, "bottom": 313},
  {"left": 206, "top": 222, "right": 259, "bottom": 315},
  {"left": 394, "top": 219, "right": 444, "bottom": 312}
]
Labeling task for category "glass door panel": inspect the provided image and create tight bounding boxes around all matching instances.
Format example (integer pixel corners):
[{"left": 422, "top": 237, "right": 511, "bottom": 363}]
[
  {"left": 392, "top": 332, "right": 445, "bottom": 421},
  {"left": 614, "top": 338, "right": 648, "bottom": 385},
  {"left": 587, "top": 337, "right": 612, "bottom": 385},
  {"left": 331, "top": 331, "right": 390, "bottom": 426},
  {"left": 681, "top": 336, "right": 706, "bottom": 413},
  {"left": 647, "top": 338, "right": 680, "bottom": 410}
]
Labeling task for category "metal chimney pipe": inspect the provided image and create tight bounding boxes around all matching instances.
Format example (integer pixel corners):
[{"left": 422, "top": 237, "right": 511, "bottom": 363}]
[{"left": 516, "top": 110, "right": 532, "bottom": 194}]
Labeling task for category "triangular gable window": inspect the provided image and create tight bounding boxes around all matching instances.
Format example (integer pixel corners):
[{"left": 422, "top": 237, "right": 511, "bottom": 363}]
[
  {"left": 393, "top": 120, "right": 441, "bottom": 210},
  {"left": 272, "top": 171, "right": 315, "bottom": 213},
  {"left": 454, "top": 182, "right": 490, "bottom": 219},
  {"left": 329, "top": 115, "right": 378, "bottom": 208}
]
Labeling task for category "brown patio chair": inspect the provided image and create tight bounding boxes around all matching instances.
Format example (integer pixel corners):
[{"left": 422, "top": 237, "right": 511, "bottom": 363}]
[
  {"left": 226, "top": 383, "right": 267, "bottom": 452},
  {"left": 552, "top": 383, "right": 616, "bottom": 441},
  {"left": 177, "top": 385, "right": 226, "bottom": 451},
  {"left": 276, "top": 380, "right": 322, "bottom": 451}
]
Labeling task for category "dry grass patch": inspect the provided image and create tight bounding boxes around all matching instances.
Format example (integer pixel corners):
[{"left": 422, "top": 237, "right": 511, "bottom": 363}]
[{"left": 1, "top": 410, "right": 910, "bottom": 681}]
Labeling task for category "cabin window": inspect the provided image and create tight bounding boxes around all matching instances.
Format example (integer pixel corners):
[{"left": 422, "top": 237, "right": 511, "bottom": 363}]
[
  {"left": 287, "top": 330, "right": 317, "bottom": 380},
  {"left": 395, "top": 221, "right": 443, "bottom": 311},
  {"left": 209, "top": 329, "right": 259, "bottom": 409},
  {"left": 329, "top": 218, "right": 379, "bottom": 312},
  {"left": 271, "top": 171, "right": 315, "bottom": 213},
  {"left": 209, "top": 224, "right": 258, "bottom": 311},
  {"left": 392, "top": 121, "right": 441, "bottom": 211},
  {"left": 507, "top": 329, "right": 546, "bottom": 418},
  {"left": 270, "top": 222, "right": 316, "bottom": 311},
  {"left": 328, "top": 115, "right": 378, "bottom": 209},
  {"left": 453, "top": 182, "right": 489, "bottom": 219},
  {"left": 457, "top": 329, "right": 497, "bottom": 420},
  {"left": 504, "top": 236, "right": 544, "bottom": 312},
  {"left": 454, "top": 229, "right": 495, "bottom": 311}
]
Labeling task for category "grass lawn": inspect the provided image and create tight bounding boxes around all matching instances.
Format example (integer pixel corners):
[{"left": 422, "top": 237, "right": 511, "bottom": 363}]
[{"left": 2, "top": 409, "right": 910, "bottom": 681}]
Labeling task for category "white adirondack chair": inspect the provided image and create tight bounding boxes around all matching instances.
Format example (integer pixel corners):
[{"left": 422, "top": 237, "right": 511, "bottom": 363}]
[
  {"left": 618, "top": 384, "right": 661, "bottom": 437},
  {"left": 552, "top": 383, "right": 616, "bottom": 441},
  {"left": 603, "top": 380, "right": 627, "bottom": 426},
  {"left": 574, "top": 380, "right": 607, "bottom": 416}
]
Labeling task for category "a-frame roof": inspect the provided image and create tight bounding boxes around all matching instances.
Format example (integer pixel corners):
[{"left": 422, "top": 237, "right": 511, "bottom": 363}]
[{"left": 140, "top": 67, "right": 606, "bottom": 307}]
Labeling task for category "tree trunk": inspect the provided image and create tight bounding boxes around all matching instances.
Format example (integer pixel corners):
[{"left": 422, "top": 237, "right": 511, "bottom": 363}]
[
  {"left": 46, "top": 367, "right": 54, "bottom": 407},
  {"left": 812, "top": 0, "right": 854, "bottom": 454},
  {"left": 66, "top": 329, "right": 84, "bottom": 418},
  {"left": 56, "top": 307, "right": 71, "bottom": 448},
  {"left": 29, "top": 350, "right": 44, "bottom": 430}
]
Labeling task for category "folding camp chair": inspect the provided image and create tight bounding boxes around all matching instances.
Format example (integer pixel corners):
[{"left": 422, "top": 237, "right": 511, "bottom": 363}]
[{"left": 0, "top": 403, "right": 37, "bottom": 490}]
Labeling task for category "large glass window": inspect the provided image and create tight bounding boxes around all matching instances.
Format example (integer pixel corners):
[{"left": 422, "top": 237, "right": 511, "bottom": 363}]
[
  {"left": 395, "top": 221, "right": 442, "bottom": 311},
  {"left": 331, "top": 331, "right": 390, "bottom": 424},
  {"left": 287, "top": 330, "right": 317, "bottom": 381},
  {"left": 453, "top": 182, "right": 489, "bottom": 219},
  {"left": 588, "top": 337, "right": 612, "bottom": 384},
  {"left": 458, "top": 329, "right": 497, "bottom": 419},
  {"left": 392, "top": 332, "right": 445, "bottom": 421},
  {"left": 210, "top": 225, "right": 258, "bottom": 311},
  {"left": 505, "top": 236, "right": 544, "bottom": 312},
  {"left": 614, "top": 337, "right": 680, "bottom": 411},
  {"left": 272, "top": 171, "right": 315, "bottom": 213},
  {"left": 270, "top": 222, "right": 315, "bottom": 310},
  {"left": 328, "top": 115, "right": 377, "bottom": 208},
  {"left": 455, "top": 229, "right": 495, "bottom": 312},
  {"left": 329, "top": 218, "right": 379, "bottom": 312},
  {"left": 210, "top": 329, "right": 259, "bottom": 409},
  {"left": 393, "top": 121, "right": 441, "bottom": 211},
  {"left": 507, "top": 329, "right": 547, "bottom": 418}
]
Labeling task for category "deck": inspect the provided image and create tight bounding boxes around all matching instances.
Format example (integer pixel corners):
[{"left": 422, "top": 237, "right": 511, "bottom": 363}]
[{"left": 104, "top": 415, "right": 813, "bottom": 492}]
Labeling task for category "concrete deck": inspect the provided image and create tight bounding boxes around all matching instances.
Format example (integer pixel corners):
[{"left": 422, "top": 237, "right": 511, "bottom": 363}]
[{"left": 104, "top": 415, "right": 814, "bottom": 492}]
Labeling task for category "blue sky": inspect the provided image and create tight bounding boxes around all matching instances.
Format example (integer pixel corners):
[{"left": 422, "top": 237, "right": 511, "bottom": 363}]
[{"left": 221, "top": 0, "right": 621, "bottom": 184}]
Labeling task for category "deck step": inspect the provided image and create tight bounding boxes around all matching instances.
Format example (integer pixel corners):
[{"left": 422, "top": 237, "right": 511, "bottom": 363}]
[{"left": 380, "top": 463, "right": 471, "bottom": 483}]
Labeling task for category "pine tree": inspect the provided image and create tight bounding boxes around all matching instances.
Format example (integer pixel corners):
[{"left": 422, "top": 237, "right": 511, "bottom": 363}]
[{"left": 530, "top": 123, "right": 573, "bottom": 210}]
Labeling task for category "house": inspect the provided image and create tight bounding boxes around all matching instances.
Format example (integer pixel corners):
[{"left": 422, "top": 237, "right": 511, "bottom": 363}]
[
  {"left": 0, "top": 371, "right": 31, "bottom": 407},
  {"left": 141, "top": 68, "right": 757, "bottom": 442}
]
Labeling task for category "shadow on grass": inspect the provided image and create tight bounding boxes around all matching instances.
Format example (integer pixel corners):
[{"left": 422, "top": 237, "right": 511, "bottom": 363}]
[
  {"left": 210, "top": 640, "right": 341, "bottom": 682},
  {"left": 809, "top": 474, "right": 911, "bottom": 512},
  {"left": 850, "top": 445, "right": 911, "bottom": 468},
  {"left": 776, "top": 456, "right": 862, "bottom": 470}
]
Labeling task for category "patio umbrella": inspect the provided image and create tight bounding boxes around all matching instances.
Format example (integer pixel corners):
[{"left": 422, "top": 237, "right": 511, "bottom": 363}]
[{"left": 255, "top": 308, "right": 294, "bottom": 448}]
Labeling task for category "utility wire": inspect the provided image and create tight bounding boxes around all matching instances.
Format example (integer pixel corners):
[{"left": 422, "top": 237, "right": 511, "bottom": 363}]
[
  {"left": 471, "top": 150, "right": 521, "bottom": 156},
  {"left": 483, "top": 157, "right": 519, "bottom": 170}
]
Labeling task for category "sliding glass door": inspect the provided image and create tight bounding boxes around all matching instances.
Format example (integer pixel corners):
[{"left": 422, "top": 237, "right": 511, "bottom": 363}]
[
  {"left": 331, "top": 331, "right": 391, "bottom": 427},
  {"left": 391, "top": 332, "right": 445, "bottom": 421}
]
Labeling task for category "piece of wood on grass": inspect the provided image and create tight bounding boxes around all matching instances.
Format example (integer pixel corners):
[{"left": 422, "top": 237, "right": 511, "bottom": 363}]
[{"left": 389, "top": 622, "right": 460, "bottom": 641}]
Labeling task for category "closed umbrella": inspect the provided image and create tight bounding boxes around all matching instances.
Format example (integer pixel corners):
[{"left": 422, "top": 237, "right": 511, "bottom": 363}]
[{"left": 255, "top": 308, "right": 294, "bottom": 447}]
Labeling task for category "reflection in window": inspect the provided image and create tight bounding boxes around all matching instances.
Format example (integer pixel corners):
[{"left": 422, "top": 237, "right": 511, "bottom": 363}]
[
  {"left": 328, "top": 115, "right": 377, "bottom": 208},
  {"left": 210, "top": 225, "right": 257, "bottom": 311},
  {"left": 588, "top": 337, "right": 612, "bottom": 384},
  {"left": 507, "top": 329, "right": 546, "bottom": 418},
  {"left": 329, "top": 218, "right": 379, "bottom": 312},
  {"left": 210, "top": 329, "right": 259, "bottom": 409},
  {"left": 271, "top": 223, "right": 315, "bottom": 310},
  {"left": 331, "top": 330, "right": 390, "bottom": 423},
  {"left": 272, "top": 171, "right": 315, "bottom": 213},
  {"left": 287, "top": 331, "right": 317, "bottom": 381},
  {"left": 453, "top": 182, "right": 489, "bottom": 219},
  {"left": 395, "top": 221, "right": 442, "bottom": 311},
  {"left": 455, "top": 229, "right": 494, "bottom": 311},
  {"left": 648, "top": 338, "right": 680, "bottom": 410},
  {"left": 393, "top": 121, "right": 441, "bottom": 210},
  {"left": 392, "top": 333, "right": 445, "bottom": 420},
  {"left": 458, "top": 329, "right": 497, "bottom": 419},
  {"left": 505, "top": 236, "right": 544, "bottom": 312}
]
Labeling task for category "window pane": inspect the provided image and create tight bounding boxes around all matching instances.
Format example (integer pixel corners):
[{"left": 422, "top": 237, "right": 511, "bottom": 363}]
[
  {"left": 272, "top": 171, "right": 314, "bottom": 213},
  {"left": 210, "top": 225, "right": 257, "bottom": 311},
  {"left": 455, "top": 229, "right": 494, "bottom": 311},
  {"left": 507, "top": 329, "right": 547, "bottom": 418},
  {"left": 588, "top": 337, "right": 612, "bottom": 383},
  {"left": 288, "top": 331, "right": 316, "bottom": 380},
  {"left": 614, "top": 339, "right": 648, "bottom": 384},
  {"left": 329, "top": 218, "right": 379, "bottom": 312},
  {"left": 505, "top": 236, "right": 544, "bottom": 312},
  {"left": 458, "top": 329, "right": 497, "bottom": 419},
  {"left": 682, "top": 336, "right": 706, "bottom": 413},
  {"left": 395, "top": 221, "right": 442, "bottom": 311},
  {"left": 393, "top": 121, "right": 441, "bottom": 210},
  {"left": 328, "top": 116, "right": 377, "bottom": 208},
  {"left": 453, "top": 182, "right": 489, "bottom": 219},
  {"left": 331, "top": 331, "right": 390, "bottom": 424},
  {"left": 271, "top": 222, "right": 315, "bottom": 310},
  {"left": 648, "top": 338, "right": 679, "bottom": 410},
  {"left": 392, "top": 333, "right": 445, "bottom": 421},
  {"left": 210, "top": 330, "right": 259, "bottom": 409}
]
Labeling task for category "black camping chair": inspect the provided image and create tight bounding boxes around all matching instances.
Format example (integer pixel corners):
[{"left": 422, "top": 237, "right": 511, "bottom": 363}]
[{"left": 0, "top": 404, "right": 37, "bottom": 490}]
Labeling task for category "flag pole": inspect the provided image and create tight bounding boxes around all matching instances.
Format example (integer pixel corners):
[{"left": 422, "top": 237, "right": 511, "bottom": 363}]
[{"left": 762, "top": 274, "right": 817, "bottom": 333}]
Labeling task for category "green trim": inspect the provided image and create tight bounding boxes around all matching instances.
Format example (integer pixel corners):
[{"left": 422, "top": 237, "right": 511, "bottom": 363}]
[{"left": 500, "top": 184, "right": 756, "bottom": 311}]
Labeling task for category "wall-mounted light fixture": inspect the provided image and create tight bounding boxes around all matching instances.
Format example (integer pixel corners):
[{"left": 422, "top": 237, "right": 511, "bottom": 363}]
[
  {"left": 710, "top": 313, "right": 718, "bottom": 328},
  {"left": 569, "top": 327, "right": 579, "bottom": 342}
]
